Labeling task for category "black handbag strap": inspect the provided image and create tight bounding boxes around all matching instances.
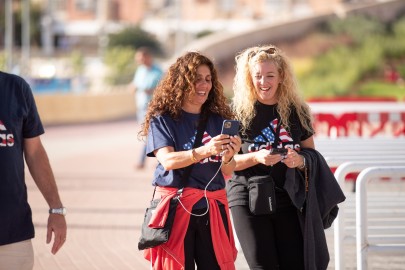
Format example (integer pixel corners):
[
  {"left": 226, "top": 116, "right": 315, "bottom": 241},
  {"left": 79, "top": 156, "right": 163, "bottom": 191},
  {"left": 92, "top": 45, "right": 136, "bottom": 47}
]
[
  {"left": 179, "top": 116, "right": 208, "bottom": 188},
  {"left": 150, "top": 114, "right": 208, "bottom": 201}
]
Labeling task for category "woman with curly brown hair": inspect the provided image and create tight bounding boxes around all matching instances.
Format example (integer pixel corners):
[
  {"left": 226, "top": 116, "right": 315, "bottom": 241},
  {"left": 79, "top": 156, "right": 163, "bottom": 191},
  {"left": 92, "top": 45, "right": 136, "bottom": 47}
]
[{"left": 139, "top": 51, "right": 241, "bottom": 270}]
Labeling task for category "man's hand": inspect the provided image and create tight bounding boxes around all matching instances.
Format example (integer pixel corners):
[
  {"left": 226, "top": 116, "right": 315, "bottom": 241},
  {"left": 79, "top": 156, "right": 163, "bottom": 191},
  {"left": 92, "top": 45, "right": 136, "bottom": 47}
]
[
  {"left": 47, "top": 214, "right": 67, "bottom": 254},
  {"left": 24, "top": 136, "right": 67, "bottom": 254}
]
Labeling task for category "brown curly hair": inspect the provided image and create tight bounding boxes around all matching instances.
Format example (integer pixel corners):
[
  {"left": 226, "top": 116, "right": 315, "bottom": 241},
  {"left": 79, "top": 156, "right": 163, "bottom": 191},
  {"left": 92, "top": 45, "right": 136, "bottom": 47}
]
[{"left": 140, "top": 51, "right": 234, "bottom": 138}]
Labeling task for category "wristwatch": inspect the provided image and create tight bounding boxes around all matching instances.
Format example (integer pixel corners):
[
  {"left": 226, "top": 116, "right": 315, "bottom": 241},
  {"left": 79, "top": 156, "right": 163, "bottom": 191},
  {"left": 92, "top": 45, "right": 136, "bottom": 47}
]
[{"left": 49, "top": 207, "right": 67, "bottom": 216}]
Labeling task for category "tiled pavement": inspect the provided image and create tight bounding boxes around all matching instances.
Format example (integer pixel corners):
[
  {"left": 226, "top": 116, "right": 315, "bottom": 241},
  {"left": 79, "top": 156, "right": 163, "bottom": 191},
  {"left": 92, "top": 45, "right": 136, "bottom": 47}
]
[
  {"left": 27, "top": 119, "right": 152, "bottom": 269},
  {"left": 27, "top": 119, "right": 405, "bottom": 270},
  {"left": 27, "top": 119, "right": 251, "bottom": 270}
]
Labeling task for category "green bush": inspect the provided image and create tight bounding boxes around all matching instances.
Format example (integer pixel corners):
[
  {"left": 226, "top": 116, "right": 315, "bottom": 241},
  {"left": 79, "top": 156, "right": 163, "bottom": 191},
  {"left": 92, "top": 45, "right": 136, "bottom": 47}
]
[
  {"left": 196, "top": 30, "right": 215, "bottom": 39},
  {"left": 107, "top": 26, "right": 163, "bottom": 56},
  {"left": 0, "top": 52, "right": 5, "bottom": 71},
  {"left": 300, "top": 40, "right": 385, "bottom": 97},
  {"left": 393, "top": 16, "right": 405, "bottom": 37},
  {"left": 357, "top": 81, "right": 404, "bottom": 100},
  {"left": 0, "top": 4, "right": 42, "bottom": 47},
  {"left": 326, "top": 15, "right": 385, "bottom": 45},
  {"left": 70, "top": 50, "right": 85, "bottom": 75},
  {"left": 105, "top": 26, "right": 166, "bottom": 86},
  {"left": 298, "top": 14, "right": 405, "bottom": 98},
  {"left": 397, "top": 64, "right": 405, "bottom": 79},
  {"left": 383, "top": 36, "right": 405, "bottom": 58},
  {"left": 357, "top": 36, "right": 384, "bottom": 74},
  {"left": 103, "top": 46, "right": 136, "bottom": 85}
]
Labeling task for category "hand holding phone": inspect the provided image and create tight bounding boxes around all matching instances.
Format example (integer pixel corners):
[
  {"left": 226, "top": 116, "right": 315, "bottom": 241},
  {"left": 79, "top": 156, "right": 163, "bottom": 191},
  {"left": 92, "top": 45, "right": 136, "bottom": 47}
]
[
  {"left": 221, "top": 120, "right": 240, "bottom": 136},
  {"left": 269, "top": 148, "right": 288, "bottom": 155}
]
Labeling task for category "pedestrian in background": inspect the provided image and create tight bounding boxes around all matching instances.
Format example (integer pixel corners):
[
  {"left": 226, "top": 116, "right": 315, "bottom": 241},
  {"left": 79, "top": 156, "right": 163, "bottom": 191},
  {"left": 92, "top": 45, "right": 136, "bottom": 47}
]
[
  {"left": 226, "top": 44, "right": 345, "bottom": 270},
  {"left": 139, "top": 51, "right": 241, "bottom": 269},
  {"left": 132, "top": 47, "right": 164, "bottom": 169},
  {"left": 0, "top": 71, "right": 67, "bottom": 270}
]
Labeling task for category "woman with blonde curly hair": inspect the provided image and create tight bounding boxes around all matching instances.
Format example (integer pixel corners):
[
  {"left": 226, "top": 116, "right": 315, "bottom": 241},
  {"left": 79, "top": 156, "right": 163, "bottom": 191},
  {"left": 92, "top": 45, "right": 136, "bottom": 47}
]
[
  {"left": 140, "top": 51, "right": 241, "bottom": 270},
  {"left": 226, "top": 45, "right": 344, "bottom": 270}
]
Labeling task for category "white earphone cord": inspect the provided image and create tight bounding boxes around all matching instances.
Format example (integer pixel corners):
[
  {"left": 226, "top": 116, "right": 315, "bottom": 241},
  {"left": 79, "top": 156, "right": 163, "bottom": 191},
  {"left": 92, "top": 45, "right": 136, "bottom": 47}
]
[{"left": 177, "top": 162, "right": 223, "bottom": 217}]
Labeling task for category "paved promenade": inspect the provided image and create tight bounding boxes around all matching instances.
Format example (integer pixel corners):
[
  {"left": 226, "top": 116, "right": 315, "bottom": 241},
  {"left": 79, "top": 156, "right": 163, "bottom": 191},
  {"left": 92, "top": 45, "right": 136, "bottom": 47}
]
[
  {"left": 27, "top": 119, "right": 251, "bottom": 270},
  {"left": 27, "top": 119, "right": 404, "bottom": 270}
]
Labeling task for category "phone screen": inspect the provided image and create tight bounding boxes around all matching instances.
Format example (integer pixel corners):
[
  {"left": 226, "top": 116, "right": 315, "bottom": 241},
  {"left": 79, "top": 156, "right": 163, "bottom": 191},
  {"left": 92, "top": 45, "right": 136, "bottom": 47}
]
[{"left": 221, "top": 120, "right": 240, "bottom": 136}]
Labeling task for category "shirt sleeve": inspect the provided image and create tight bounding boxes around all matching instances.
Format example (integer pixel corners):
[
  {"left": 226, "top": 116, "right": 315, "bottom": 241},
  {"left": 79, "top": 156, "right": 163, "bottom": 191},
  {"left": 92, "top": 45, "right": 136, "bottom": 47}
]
[
  {"left": 146, "top": 116, "right": 174, "bottom": 157},
  {"left": 21, "top": 78, "right": 44, "bottom": 138}
]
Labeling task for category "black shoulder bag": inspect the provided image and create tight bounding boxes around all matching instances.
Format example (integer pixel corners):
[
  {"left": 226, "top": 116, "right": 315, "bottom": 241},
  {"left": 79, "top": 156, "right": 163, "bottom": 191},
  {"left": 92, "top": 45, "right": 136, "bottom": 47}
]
[
  {"left": 247, "top": 119, "right": 282, "bottom": 215},
  {"left": 138, "top": 116, "right": 207, "bottom": 250}
]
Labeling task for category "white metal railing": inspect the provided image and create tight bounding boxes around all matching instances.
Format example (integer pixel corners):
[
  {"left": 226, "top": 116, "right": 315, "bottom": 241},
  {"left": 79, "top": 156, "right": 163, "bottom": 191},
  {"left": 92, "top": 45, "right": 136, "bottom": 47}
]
[
  {"left": 356, "top": 166, "right": 405, "bottom": 270},
  {"left": 316, "top": 138, "right": 405, "bottom": 154},
  {"left": 326, "top": 156, "right": 405, "bottom": 169},
  {"left": 333, "top": 161, "right": 405, "bottom": 270}
]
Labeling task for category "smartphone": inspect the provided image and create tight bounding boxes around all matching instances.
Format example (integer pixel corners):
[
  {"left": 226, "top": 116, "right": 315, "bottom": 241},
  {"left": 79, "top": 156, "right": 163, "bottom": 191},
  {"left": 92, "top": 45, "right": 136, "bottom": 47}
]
[
  {"left": 221, "top": 120, "right": 240, "bottom": 136},
  {"left": 269, "top": 148, "right": 288, "bottom": 155}
]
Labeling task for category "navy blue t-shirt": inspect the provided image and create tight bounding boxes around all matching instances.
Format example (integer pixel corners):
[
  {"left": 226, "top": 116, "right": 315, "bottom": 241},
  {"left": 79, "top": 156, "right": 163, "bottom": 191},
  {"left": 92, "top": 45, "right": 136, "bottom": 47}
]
[
  {"left": 0, "top": 71, "right": 44, "bottom": 245},
  {"left": 146, "top": 111, "right": 226, "bottom": 192}
]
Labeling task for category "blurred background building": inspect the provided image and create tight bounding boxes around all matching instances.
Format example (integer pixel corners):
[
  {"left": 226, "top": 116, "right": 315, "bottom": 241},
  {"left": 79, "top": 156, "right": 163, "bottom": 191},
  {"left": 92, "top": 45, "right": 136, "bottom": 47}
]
[
  {"left": 1, "top": 0, "right": 404, "bottom": 125},
  {"left": 4, "top": 0, "right": 360, "bottom": 58}
]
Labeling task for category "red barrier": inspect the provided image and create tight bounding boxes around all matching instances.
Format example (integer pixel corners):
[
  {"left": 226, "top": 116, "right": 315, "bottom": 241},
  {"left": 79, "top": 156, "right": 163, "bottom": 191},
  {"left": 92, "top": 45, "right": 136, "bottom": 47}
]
[
  {"left": 394, "top": 112, "right": 405, "bottom": 137},
  {"left": 310, "top": 99, "right": 405, "bottom": 137}
]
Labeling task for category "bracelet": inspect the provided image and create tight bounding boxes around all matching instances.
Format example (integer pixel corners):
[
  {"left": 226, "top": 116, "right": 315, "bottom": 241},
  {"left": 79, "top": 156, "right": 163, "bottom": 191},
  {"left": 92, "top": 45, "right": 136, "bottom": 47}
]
[
  {"left": 223, "top": 156, "right": 234, "bottom": 165},
  {"left": 298, "top": 156, "right": 306, "bottom": 169},
  {"left": 253, "top": 154, "right": 259, "bottom": 164},
  {"left": 190, "top": 149, "right": 199, "bottom": 163}
]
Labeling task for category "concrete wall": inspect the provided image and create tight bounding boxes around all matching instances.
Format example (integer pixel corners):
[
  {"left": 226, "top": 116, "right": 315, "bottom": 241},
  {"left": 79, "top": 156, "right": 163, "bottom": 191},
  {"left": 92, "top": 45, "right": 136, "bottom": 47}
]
[
  {"left": 34, "top": 92, "right": 136, "bottom": 126},
  {"left": 173, "top": 0, "right": 405, "bottom": 65}
]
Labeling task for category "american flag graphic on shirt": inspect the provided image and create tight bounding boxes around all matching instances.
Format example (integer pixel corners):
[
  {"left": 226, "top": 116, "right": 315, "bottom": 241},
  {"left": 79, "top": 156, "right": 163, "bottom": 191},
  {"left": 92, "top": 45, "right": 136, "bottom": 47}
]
[
  {"left": 253, "top": 118, "right": 293, "bottom": 145},
  {"left": 183, "top": 131, "right": 220, "bottom": 163},
  {"left": 183, "top": 131, "right": 212, "bottom": 150},
  {"left": 0, "top": 120, "right": 15, "bottom": 147},
  {"left": 261, "top": 126, "right": 275, "bottom": 143},
  {"left": 270, "top": 118, "right": 293, "bottom": 142},
  {"left": 0, "top": 121, "right": 6, "bottom": 131}
]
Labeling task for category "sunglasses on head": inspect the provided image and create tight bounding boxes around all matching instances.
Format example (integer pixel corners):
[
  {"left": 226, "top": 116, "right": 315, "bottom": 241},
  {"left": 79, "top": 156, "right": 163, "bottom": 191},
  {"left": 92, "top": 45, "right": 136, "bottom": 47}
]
[{"left": 248, "top": 47, "right": 276, "bottom": 60}]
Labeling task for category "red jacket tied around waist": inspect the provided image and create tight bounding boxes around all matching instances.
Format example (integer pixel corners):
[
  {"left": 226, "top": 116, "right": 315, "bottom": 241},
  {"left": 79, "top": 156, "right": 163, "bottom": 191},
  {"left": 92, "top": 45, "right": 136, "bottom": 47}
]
[{"left": 144, "top": 186, "right": 237, "bottom": 270}]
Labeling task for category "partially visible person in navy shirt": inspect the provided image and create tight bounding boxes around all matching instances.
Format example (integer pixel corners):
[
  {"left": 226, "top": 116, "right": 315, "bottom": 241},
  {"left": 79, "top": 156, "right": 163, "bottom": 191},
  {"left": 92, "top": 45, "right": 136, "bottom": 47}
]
[{"left": 0, "top": 71, "right": 67, "bottom": 270}]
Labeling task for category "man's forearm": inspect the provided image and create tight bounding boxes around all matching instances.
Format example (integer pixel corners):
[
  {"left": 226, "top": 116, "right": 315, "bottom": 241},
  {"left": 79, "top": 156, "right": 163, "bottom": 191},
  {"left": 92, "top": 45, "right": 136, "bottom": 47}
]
[{"left": 25, "top": 139, "right": 63, "bottom": 208}]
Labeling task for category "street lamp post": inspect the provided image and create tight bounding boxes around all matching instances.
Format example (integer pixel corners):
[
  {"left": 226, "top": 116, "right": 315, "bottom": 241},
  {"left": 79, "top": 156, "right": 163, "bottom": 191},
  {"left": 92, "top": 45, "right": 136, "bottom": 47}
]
[
  {"left": 41, "top": 0, "right": 54, "bottom": 56},
  {"left": 5, "top": 0, "right": 13, "bottom": 72},
  {"left": 22, "top": 0, "right": 30, "bottom": 78}
]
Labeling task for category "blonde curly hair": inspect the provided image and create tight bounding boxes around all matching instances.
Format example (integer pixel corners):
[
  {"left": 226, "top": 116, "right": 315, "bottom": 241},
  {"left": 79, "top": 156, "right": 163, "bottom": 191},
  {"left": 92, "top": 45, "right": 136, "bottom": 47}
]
[
  {"left": 140, "top": 51, "right": 234, "bottom": 137},
  {"left": 232, "top": 44, "right": 313, "bottom": 135}
]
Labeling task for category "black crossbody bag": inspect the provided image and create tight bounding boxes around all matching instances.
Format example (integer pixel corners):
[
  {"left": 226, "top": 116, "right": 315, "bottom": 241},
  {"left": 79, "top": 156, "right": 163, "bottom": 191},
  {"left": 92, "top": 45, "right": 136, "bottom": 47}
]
[
  {"left": 138, "top": 116, "right": 207, "bottom": 250},
  {"left": 247, "top": 120, "right": 282, "bottom": 215}
]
